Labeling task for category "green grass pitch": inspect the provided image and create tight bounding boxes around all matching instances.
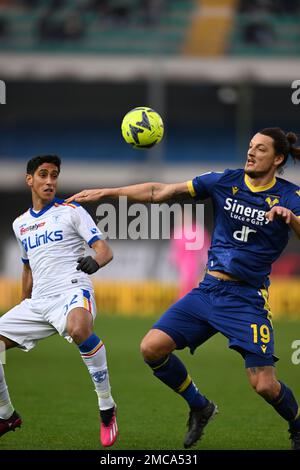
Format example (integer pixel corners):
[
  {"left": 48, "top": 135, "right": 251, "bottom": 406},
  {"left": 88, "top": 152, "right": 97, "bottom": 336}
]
[{"left": 0, "top": 315, "right": 299, "bottom": 450}]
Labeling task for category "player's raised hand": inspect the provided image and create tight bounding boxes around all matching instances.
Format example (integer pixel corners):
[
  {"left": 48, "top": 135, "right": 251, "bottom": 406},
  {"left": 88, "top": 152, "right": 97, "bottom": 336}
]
[
  {"left": 66, "top": 189, "right": 104, "bottom": 203},
  {"left": 265, "top": 206, "right": 292, "bottom": 224}
]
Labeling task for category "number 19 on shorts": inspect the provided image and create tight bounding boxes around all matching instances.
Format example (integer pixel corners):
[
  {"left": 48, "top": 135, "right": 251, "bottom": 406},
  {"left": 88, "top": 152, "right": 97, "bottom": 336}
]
[{"left": 250, "top": 324, "right": 270, "bottom": 344}]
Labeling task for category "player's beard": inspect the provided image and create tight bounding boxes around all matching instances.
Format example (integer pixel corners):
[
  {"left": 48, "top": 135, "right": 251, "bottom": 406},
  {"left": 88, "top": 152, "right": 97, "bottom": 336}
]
[{"left": 244, "top": 168, "right": 270, "bottom": 179}]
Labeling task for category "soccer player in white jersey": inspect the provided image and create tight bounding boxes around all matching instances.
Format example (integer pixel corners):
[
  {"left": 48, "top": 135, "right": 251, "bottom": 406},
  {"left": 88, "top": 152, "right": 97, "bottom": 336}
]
[{"left": 0, "top": 155, "right": 118, "bottom": 447}]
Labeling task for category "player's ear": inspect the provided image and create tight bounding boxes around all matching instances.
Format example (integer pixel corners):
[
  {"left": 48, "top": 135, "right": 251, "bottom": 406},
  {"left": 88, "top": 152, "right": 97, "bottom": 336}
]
[
  {"left": 26, "top": 173, "right": 33, "bottom": 188},
  {"left": 274, "top": 154, "right": 284, "bottom": 168}
]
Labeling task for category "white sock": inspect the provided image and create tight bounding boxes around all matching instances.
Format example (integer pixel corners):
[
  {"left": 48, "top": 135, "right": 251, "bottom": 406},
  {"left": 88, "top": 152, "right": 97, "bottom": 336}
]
[
  {"left": 80, "top": 339, "right": 115, "bottom": 411},
  {"left": 0, "top": 362, "right": 14, "bottom": 419}
]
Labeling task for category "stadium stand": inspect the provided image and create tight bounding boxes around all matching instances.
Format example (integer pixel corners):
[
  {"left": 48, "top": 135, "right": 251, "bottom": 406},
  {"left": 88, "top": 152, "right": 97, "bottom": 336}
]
[
  {"left": 1, "top": 0, "right": 300, "bottom": 57},
  {"left": 0, "top": 0, "right": 195, "bottom": 54},
  {"left": 230, "top": 0, "right": 300, "bottom": 56}
]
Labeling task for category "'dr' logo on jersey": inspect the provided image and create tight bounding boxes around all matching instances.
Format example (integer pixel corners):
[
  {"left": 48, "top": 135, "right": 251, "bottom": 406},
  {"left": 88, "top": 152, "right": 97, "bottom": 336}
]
[
  {"left": 233, "top": 225, "right": 257, "bottom": 242},
  {"left": 232, "top": 186, "right": 239, "bottom": 195},
  {"left": 265, "top": 196, "right": 279, "bottom": 208}
]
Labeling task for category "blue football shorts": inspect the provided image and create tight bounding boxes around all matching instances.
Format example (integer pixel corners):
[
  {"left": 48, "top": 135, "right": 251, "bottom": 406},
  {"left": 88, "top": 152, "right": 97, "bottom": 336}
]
[{"left": 153, "top": 273, "right": 278, "bottom": 368}]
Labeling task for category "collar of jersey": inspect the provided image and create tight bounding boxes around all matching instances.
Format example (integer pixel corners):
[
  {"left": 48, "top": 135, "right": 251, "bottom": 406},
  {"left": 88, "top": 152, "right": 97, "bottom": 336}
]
[
  {"left": 244, "top": 174, "right": 277, "bottom": 193},
  {"left": 30, "top": 197, "right": 61, "bottom": 218}
]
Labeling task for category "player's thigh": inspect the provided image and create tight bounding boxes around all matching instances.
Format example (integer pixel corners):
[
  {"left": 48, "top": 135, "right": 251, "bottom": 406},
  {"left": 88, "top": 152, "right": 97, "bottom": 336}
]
[
  {"left": 50, "top": 288, "right": 97, "bottom": 341},
  {"left": 67, "top": 307, "right": 93, "bottom": 338},
  {"left": 0, "top": 300, "right": 56, "bottom": 351},
  {"left": 151, "top": 291, "right": 217, "bottom": 353},
  {"left": 211, "top": 284, "right": 275, "bottom": 366},
  {"left": 0, "top": 334, "right": 18, "bottom": 350}
]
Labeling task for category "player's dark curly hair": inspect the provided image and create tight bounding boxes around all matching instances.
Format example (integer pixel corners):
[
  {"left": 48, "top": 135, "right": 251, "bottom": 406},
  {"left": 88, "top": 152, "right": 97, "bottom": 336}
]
[
  {"left": 259, "top": 127, "right": 300, "bottom": 173},
  {"left": 26, "top": 155, "right": 61, "bottom": 175}
]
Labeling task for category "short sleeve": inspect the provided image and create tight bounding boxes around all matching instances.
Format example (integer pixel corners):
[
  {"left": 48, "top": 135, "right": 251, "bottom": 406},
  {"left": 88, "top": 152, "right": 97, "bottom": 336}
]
[
  {"left": 286, "top": 189, "right": 300, "bottom": 217},
  {"left": 71, "top": 206, "right": 103, "bottom": 246},
  {"left": 12, "top": 221, "right": 29, "bottom": 264},
  {"left": 187, "top": 171, "right": 225, "bottom": 200}
]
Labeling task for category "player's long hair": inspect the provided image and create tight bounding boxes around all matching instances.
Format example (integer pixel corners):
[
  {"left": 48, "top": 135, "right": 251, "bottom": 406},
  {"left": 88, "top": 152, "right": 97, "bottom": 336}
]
[{"left": 259, "top": 127, "right": 300, "bottom": 173}]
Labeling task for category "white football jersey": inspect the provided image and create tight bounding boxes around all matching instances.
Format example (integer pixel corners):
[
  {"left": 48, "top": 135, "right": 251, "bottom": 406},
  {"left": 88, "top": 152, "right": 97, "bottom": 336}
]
[{"left": 12, "top": 198, "right": 103, "bottom": 299}]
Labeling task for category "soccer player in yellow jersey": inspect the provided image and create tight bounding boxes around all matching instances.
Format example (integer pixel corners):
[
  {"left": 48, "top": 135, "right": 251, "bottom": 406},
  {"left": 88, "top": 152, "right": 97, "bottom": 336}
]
[{"left": 68, "top": 128, "right": 300, "bottom": 449}]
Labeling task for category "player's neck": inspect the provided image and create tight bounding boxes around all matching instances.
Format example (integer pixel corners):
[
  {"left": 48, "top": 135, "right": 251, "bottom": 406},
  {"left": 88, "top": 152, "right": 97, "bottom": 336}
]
[
  {"left": 31, "top": 196, "right": 55, "bottom": 212},
  {"left": 244, "top": 172, "right": 276, "bottom": 190}
]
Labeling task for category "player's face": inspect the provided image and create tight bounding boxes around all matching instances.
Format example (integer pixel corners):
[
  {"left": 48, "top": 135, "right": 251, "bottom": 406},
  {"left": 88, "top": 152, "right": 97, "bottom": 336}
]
[
  {"left": 26, "top": 163, "right": 59, "bottom": 203},
  {"left": 245, "top": 133, "right": 284, "bottom": 177}
]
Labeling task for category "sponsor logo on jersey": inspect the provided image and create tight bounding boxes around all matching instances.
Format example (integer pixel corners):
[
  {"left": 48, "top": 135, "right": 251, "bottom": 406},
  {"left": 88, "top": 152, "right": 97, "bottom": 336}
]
[
  {"left": 233, "top": 225, "right": 257, "bottom": 242},
  {"left": 232, "top": 186, "right": 239, "bottom": 195},
  {"left": 21, "top": 230, "right": 63, "bottom": 251},
  {"left": 296, "top": 189, "right": 300, "bottom": 197},
  {"left": 20, "top": 221, "right": 46, "bottom": 235},
  {"left": 90, "top": 228, "right": 98, "bottom": 234},
  {"left": 224, "top": 198, "right": 269, "bottom": 226}
]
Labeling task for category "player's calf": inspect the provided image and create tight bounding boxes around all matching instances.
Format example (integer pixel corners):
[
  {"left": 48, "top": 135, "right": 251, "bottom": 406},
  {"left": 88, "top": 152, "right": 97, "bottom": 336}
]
[
  {"left": 247, "top": 368, "right": 300, "bottom": 449},
  {"left": 78, "top": 333, "right": 118, "bottom": 447}
]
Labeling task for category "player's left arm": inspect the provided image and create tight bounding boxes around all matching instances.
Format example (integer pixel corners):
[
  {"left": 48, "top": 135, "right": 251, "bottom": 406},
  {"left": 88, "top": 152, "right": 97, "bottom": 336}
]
[
  {"left": 76, "top": 240, "right": 113, "bottom": 274},
  {"left": 21, "top": 263, "right": 33, "bottom": 300},
  {"left": 92, "top": 239, "right": 113, "bottom": 268},
  {"left": 71, "top": 205, "right": 112, "bottom": 274},
  {"left": 266, "top": 206, "right": 300, "bottom": 238}
]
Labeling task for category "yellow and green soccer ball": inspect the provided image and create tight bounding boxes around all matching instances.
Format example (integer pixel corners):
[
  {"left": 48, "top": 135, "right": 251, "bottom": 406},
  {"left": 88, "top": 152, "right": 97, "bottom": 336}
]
[{"left": 121, "top": 107, "right": 164, "bottom": 149}]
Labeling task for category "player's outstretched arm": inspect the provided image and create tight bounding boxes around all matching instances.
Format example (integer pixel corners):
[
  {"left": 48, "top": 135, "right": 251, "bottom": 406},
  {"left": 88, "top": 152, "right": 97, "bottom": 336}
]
[
  {"left": 76, "top": 240, "right": 113, "bottom": 275},
  {"left": 66, "top": 181, "right": 191, "bottom": 204},
  {"left": 266, "top": 206, "right": 300, "bottom": 238},
  {"left": 21, "top": 263, "right": 33, "bottom": 300}
]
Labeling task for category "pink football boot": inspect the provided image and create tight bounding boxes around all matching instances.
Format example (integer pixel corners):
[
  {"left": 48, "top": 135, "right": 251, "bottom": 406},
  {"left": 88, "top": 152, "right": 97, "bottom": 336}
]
[{"left": 100, "top": 407, "right": 118, "bottom": 447}]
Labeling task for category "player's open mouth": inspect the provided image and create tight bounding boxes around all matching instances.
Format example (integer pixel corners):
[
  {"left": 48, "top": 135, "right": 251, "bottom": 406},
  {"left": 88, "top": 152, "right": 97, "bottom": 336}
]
[{"left": 44, "top": 188, "right": 53, "bottom": 193}]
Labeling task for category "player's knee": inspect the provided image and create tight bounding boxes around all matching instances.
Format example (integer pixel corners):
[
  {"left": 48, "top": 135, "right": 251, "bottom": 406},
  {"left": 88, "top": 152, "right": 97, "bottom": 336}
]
[
  {"left": 140, "top": 337, "right": 163, "bottom": 362},
  {"left": 254, "top": 380, "right": 278, "bottom": 400},
  {"left": 69, "top": 326, "right": 92, "bottom": 345}
]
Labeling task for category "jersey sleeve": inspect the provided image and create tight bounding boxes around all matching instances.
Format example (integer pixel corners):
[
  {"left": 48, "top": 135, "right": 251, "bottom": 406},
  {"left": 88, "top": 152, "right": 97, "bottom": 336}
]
[
  {"left": 286, "top": 189, "right": 300, "bottom": 217},
  {"left": 71, "top": 205, "right": 103, "bottom": 246},
  {"left": 12, "top": 220, "right": 29, "bottom": 265},
  {"left": 187, "top": 171, "right": 225, "bottom": 200}
]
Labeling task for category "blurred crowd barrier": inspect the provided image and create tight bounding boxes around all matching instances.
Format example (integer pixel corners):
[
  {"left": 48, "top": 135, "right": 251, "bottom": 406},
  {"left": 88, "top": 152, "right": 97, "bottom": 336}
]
[{"left": 0, "top": 277, "right": 299, "bottom": 319}]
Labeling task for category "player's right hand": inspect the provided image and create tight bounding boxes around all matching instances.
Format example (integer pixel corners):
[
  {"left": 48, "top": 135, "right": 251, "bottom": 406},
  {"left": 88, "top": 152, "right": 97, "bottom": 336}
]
[{"left": 66, "top": 189, "right": 103, "bottom": 203}]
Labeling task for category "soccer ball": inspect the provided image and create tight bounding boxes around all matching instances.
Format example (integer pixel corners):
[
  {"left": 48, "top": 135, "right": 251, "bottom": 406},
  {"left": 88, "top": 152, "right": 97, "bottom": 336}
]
[{"left": 121, "top": 107, "right": 164, "bottom": 149}]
